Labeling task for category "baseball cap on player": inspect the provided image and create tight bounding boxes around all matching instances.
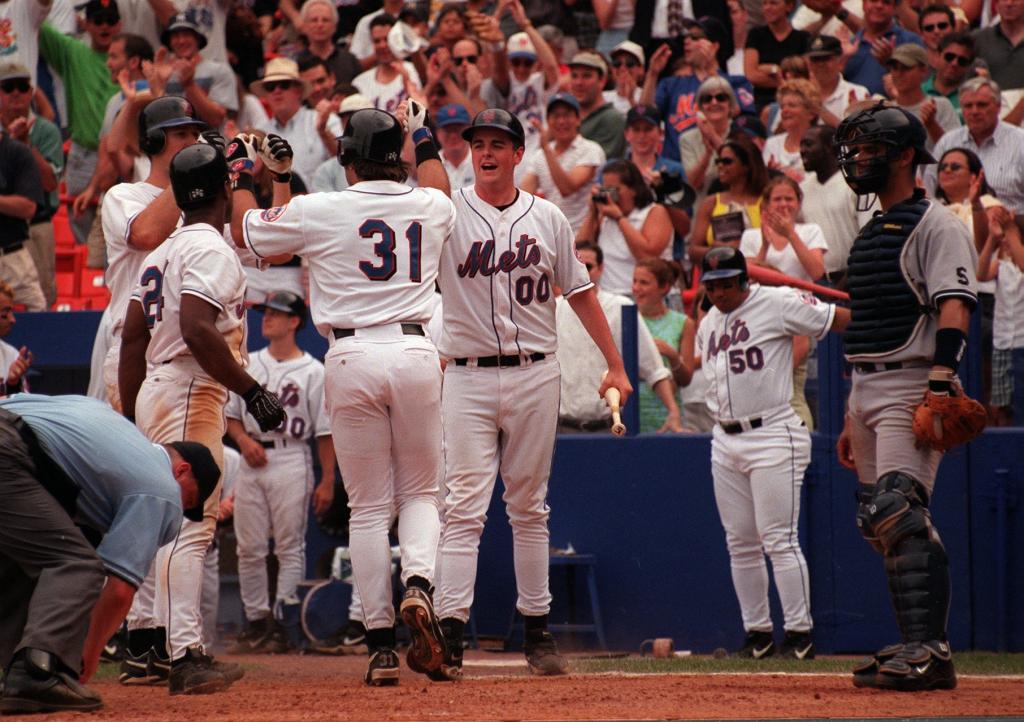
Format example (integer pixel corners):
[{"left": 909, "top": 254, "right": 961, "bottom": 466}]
[
  {"left": 138, "top": 95, "right": 207, "bottom": 156},
  {"left": 701, "top": 246, "right": 749, "bottom": 288},
  {"left": 168, "top": 441, "right": 220, "bottom": 522},
  {"left": 255, "top": 290, "right": 307, "bottom": 329},
  {"left": 169, "top": 143, "right": 228, "bottom": 210},
  {"left": 461, "top": 108, "right": 526, "bottom": 149},
  {"left": 338, "top": 108, "right": 403, "bottom": 166}
]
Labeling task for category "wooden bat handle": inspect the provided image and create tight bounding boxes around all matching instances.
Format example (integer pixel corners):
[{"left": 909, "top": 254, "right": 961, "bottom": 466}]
[{"left": 604, "top": 388, "right": 626, "bottom": 437}]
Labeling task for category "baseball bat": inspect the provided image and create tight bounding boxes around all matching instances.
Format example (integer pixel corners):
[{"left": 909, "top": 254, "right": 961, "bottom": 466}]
[
  {"left": 746, "top": 265, "right": 850, "bottom": 301},
  {"left": 604, "top": 387, "right": 626, "bottom": 437}
]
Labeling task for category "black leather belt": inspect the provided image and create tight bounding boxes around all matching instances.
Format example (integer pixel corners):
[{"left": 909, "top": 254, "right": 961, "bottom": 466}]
[
  {"left": 259, "top": 439, "right": 290, "bottom": 449},
  {"left": 721, "top": 417, "right": 763, "bottom": 434},
  {"left": 454, "top": 352, "right": 546, "bottom": 368},
  {"left": 0, "top": 242, "right": 24, "bottom": 256},
  {"left": 558, "top": 416, "right": 612, "bottom": 431},
  {"left": 333, "top": 323, "right": 424, "bottom": 339},
  {"left": 854, "top": 361, "right": 905, "bottom": 374}
]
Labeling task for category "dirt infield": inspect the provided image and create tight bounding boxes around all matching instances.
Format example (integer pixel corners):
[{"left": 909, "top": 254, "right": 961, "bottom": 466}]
[{"left": 37, "top": 652, "right": 1024, "bottom": 721}]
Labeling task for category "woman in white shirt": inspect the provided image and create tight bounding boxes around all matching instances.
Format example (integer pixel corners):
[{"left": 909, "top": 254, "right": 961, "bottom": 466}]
[
  {"left": 576, "top": 159, "right": 674, "bottom": 297},
  {"left": 740, "top": 175, "right": 826, "bottom": 282},
  {"left": 762, "top": 78, "right": 820, "bottom": 183}
]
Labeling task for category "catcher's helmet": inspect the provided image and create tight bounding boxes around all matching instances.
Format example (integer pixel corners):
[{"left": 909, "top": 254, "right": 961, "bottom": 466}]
[
  {"left": 338, "top": 108, "right": 403, "bottom": 166},
  {"left": 701, "top": 246, "right": 748, "bottom": 289},
  {"left": 254, "top": 290, "right": 307, "bottom": 329},
  {"left": 834, "top": 102, "right": 935, "bottom": 195},
  {"left": 169, "top": 143, "right": 228, "bottom": 211},
  {"left": 461, "top": 108, "right": 526, "bottom": 148},
  {"left": 139, "top": 95, "right": 207, "bottom": 156}
]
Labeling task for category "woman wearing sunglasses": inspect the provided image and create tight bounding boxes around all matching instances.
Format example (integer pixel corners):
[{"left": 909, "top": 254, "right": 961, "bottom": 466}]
[
  {"left": 762, "top": 79, "right": 820, "bottom": 182},
  {"left": 679, "top": 76, "right": 739, "bottom": 198}
]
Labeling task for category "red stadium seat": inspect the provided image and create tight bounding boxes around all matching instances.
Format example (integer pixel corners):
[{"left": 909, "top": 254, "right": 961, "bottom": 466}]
[
  {"left": 52, "top": 297, "right": 92, "bottom": 311},
  {"left": 52, "top": 204, "right": 75, "bottom": 248}
]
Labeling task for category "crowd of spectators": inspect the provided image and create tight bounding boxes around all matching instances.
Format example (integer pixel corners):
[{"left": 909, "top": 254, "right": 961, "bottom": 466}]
[{"left": 1, "top": 0, "right": 1024, "bottom": 428}]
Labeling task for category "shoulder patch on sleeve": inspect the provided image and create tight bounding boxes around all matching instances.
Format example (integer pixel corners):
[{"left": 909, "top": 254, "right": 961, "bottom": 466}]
[{"left": 260, "top": 205, "right": 287, "bottom": 222}]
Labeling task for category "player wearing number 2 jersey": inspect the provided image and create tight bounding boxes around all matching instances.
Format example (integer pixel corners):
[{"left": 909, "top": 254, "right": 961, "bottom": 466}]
[
  {"left": 231, "top": 108, "right": 455, "bottom": 686},
  {"left": 693, "top": 247, "right": 849, "bottom": 661}
]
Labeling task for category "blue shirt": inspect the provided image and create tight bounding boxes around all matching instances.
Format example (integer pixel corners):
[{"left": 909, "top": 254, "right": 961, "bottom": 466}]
[
  {"left": 843, "top": 25, "right": 924, "bottom": 96},
  {"left": 0, "top": 394, "right": 182, "bottom": 587},
  {"left": 654, "top": 74, "right": 755, "bottom": 162}
]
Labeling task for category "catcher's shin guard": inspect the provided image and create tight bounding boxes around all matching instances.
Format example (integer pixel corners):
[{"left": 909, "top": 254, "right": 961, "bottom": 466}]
[{"left": 885, "top": 536, "right": 951, "bottom": 643}]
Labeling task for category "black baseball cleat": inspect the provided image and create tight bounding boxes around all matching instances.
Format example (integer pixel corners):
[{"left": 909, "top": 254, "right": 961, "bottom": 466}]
[
  {"left": 524, "top": 630, "right": 568, "bottom": 676},
  {"left": 426, "top": 621, "right": 464, "bottom": 682},
  {"left": 852, "top": 643, "right": 904, "bottom": 688},
  {"left": 365, "top": 648, "right": 400, "bottom": 687},
  {"left": 118, "top": 647, "right": 170, "bottom": 686},
  {"left": 400, "top": 587, "right": 445, "bottom": 675},
  {"left": 228, "top": 617, "right": 272, "bottom": 654},
  {"left": 309, "top": 620, "right": 368, "bottom": 656},
  {"left": 169, "top": 647, "right": 229, "bottom": 696},
  {"left": 874, "top": 641, "right": 957, "bottom": 691},
  {"left": 0, "top": 649, "right": 103, "bottom": 715},
  {"left": 735, "top": 630, "right": 775, "bottom": 659},
  {"left": 100, "top": 626, "right": 127, "bottom": 664},
  {"left": 778, "top": 630, "right": 815, "bottom": 660}
]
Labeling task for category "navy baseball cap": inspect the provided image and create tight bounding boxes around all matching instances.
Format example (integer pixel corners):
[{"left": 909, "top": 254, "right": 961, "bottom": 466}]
[
  {"left": 436, "top": 103, "right": 471, "bottom": 128},
  {"left": 168, "top": 441, "right": 220, "bottom": 522},
  {"left": 626, "top": 104, "right": 662, "bottom": 127},
  {"left": 547, "top": 91, "right": 581, "bottom": 115},
  {"left": 81, "top": 0, "right": 119, "bottom": 22}
]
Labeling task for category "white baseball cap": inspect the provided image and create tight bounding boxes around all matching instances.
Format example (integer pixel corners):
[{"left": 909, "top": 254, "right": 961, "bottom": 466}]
[
  {"left": 338, "top": 93, "right": 373, "bottom": 115},
  {"left": 610, "top": 40, "right": 645, "bottom": 66},
  {"left": 507, "top": 32, "right": 537, "bottom": 60}
]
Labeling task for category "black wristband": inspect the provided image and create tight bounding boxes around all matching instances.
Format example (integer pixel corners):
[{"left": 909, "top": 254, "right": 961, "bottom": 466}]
[
  {"left": 272, "top": 171, "right": 292, "bottom": 184},
  {"left": 933, "top": 327, "right": 967, "bottom": 371},
  {"left": 242, "top": 382, "right": 261, "bottom": 403},
  {"left": 415, "top": 139, "right": 441, "bottom": 166},
  {"left": 232, "top": 174, "right": 256, "bottom": 193}
]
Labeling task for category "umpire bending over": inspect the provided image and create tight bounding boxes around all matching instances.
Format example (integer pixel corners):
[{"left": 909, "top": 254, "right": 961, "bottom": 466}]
[
  {"left": 834, "top": 103, "right": 980, "bottom": 692},
  {"left": 0, "top": 394, "right": 218, "bottom": 714}
]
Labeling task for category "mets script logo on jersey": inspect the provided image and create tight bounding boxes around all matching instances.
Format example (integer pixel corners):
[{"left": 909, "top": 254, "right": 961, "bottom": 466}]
[
  {"left": 707, "top": 319, "right": 766, "bottom": 374},
  {"left": 278, "top": 382, "right": 301, "bottom": 408},
  {"left": 457, "top": 234, "right": 541, "bottom": 278},
  {"left": 707, "top": 319, "right": 751, "bottom": 358},
  {"left": 261, "top": 205, "right": 287, "bottom": 222}
]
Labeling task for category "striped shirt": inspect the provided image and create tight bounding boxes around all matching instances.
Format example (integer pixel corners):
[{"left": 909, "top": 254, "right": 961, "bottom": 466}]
[{"left": 926, "top": 121, "right": 1024, "bottom": 213}]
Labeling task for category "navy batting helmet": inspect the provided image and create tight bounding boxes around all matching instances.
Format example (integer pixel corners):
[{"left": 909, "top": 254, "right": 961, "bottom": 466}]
[
  {"left": 834, "top": 102, "right": 935, "bottom": 195},
  {"left": 254, "top": 290, "right": 307, "bottom": 330},
  {"left": 701, "top": 246, "right": 748, "bottom": 289},
  {"left": 169, "top": 143, "right": 228, "bottom": 210},
  {"left": 139, "top": 95, "right": 207, "bottom": 156},
  {"left": 338, "top": 108, "right": 403, "bottom": 166},
  {"left": 462, "top": 108, "right": 526, "bottom": 148}
]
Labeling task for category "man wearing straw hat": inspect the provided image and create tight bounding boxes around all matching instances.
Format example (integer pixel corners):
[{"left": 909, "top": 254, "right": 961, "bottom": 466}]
[{"left": 253, "top": 57, "right": 342, "bottom": 187}]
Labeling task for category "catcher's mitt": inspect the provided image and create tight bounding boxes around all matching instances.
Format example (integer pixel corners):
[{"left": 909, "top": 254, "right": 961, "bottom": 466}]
[{"left": 912, "top": 381, "right": 986, "bottom": 452}]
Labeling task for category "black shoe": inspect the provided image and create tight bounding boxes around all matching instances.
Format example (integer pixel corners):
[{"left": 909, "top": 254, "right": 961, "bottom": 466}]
[
  {"left": 365, "top": 648, "right": 400, "bottom": 687},
  {"left": 735, "top": 630, "right": 775, "bottom": 659},
  {"left": 208, "top": 654, "right": 245, "bottom": 686},
  {"left": 400, "top": 587, "right": 445, "bottom": 675},
  {"left": 426, "top": 620, "right": 464, "bottom": 682},
  {"left": 0, "top": 649, "right": 103, "bottom": 715},
  {"left": 852, "top": 643, "right": 904, "bottom": 688},
  {"left": 778, "top": 630, "right": 815, "bottom": 660},
  {"left": 100, "top": 626, "right": 127, "bottom": 664},
  {"left": 228, "top": 617, "right": 272, "bottom": 655},
  {"left": 874, "top": 641, "right": 957, "bottom": 691},
  {"left": 524, "top": 630, "right": 568, "bottom": 676},
  {"left": 309, "top": 620, "right": 367, "bottom": 656},
  {"left": 169, "top": 647, "right": 229, "bottom": 696},
  {"left": 260, "top": 620, "right": 293, "bottom": 655},
  {"left": 118, "top": 647, "right": 170, "bottom": 686}
]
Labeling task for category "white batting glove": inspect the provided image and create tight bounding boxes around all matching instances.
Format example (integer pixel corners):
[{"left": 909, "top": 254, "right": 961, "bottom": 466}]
[
  {"left": 225, "top": 133, "right": 261, "bottom": 174},
  {"left": 407, "top": 99, "right": 429, "bottom": 135},
  {"left": 260, "top": 133, "right": 293, "bottom": 175}
]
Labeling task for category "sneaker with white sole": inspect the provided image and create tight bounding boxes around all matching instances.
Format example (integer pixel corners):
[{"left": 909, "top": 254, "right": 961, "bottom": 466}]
[
  {"left": 364, "top": 648, "right": 400, "bottom": 687},
  {"left": 778, "top": 631, "right": 815, "bottom": 660}
]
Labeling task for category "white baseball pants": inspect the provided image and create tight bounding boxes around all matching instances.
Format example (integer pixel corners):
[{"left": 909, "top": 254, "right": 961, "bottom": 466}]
[
  {"left": 711, "top": 415, "right": 813, "bottom": 634},
  {"left": 324, "top": 326, "right": 443, "bottom": 633},
  {"left": 435, "top": 357, "right": 560, "bottom": 623}
]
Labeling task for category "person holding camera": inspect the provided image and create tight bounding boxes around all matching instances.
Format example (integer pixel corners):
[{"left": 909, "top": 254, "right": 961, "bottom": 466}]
[{"left": 575, "top": 159, "right": 674, "bottom": 297}]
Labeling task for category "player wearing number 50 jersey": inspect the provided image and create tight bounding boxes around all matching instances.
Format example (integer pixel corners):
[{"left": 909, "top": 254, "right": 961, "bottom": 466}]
[
  {"left": 231, "top": 107, "right": 454, "bottom": 687},
  {"left": 693, "top": 247, "right": 849, "bottom": 661}
]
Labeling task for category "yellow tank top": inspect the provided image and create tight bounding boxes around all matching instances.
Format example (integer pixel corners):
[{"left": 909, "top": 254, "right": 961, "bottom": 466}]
[{"left": 705, "top": 194, "right": 762, "bottom": 245}]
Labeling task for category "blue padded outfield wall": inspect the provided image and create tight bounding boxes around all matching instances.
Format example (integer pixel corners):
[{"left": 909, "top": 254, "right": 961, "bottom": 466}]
[{"left": 10, "top": 310, "right": 1022, "bottom": 654}]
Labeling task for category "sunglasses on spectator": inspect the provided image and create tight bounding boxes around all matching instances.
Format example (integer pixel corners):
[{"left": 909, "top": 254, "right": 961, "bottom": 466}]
[
  {"left": 685, "top": 31, "right": 707, "bottom": 40},
  {"left": 715, "top": 157, "right": 736, "bottom": 166},
  {"left": 510, "top": 58, "right": 534, "bottom": 67},
  {"left": 0, "top": 79, "right": 31, "bottom": 94},
  {"left": 89, "top": 12, "right": 120, "bottom": 25},
  {"left": 921, "top": 21, "right": 951, "bottom": 32},
  {"left": 942, "top": 51, "right": 972, "bottom": 67},
  {"left": 700, "top": 92, "right": 731, "bottom": 104},
  {"left": 453, "top": 55, "right": 478, "bottom": 65},
  {"left": 263, "top": 80, "right": 296, "bottom": 92},
  {"left": 938, "top": 162, "right": 965, "bottom": 172},
  {"left": 612, "top": 59, "right": 640, "bottom": 68}
]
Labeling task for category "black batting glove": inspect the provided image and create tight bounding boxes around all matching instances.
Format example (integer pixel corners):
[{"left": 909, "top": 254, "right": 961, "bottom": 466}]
[
  {"left": 243, "top": 382, "right": 286, "bottom": 432},
  {"left": 261, "top": 133, "right": 294, "bottom": 180},
  {"left": 199, "top": 129, "right": 226, "bottom": 153}
]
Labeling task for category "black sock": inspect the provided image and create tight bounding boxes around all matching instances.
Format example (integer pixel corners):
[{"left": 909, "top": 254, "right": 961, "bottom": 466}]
[
  {"left": 406, "top": 575, "right": 431, "bottom": 592},
  {"left": 365, "top": 626, "right": 396, "bottom": 651},
  {"left": 153, "top": 627, "right": 169, "bottom": 660},
  {"left": 440, "top": 617, "right": 465, "bottom": 642},
  {"left": 127, "top": 628, "right": 155, "bottom": 657},
  {"left": 524, "top": 614, "right": 548, "bottom": 637}
]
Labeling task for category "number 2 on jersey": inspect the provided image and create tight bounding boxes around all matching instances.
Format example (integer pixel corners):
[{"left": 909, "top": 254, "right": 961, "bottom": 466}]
[
  {"left": 358, "top": 219, "right": 422, "bottom": 282},
  {"left": 140, "top": 265, "right": 165, "bottom": 328}
]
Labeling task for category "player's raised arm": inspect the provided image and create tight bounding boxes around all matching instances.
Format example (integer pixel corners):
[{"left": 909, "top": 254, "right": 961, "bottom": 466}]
[
  {"left": 227, "top": 133, "right": 264, "bottom": 247},
  {"left": 400, "top": 99, "right": 451, "bottom": 198}
]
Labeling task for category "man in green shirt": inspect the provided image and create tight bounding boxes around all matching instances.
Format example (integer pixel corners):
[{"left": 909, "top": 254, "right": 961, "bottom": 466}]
[
  {"left": 0, "top": 62, "right": 64, "bottom": 307},
  {"left": 39, "top": 0, "right": 120, "bottom": 245},
  {"left": 923, "top": 32, "right": 976, "bottom": 119},
  {"left": 569, "top": 51, "right": 627, "bottom": 161}
]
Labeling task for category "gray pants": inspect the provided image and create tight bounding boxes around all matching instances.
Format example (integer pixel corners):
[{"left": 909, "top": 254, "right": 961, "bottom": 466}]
[
  {"left": 65, "top": 143, "right": 98, "bottom": 246},
  {"left": 0, "top": 417, "right": 106, "bottom": 673}
]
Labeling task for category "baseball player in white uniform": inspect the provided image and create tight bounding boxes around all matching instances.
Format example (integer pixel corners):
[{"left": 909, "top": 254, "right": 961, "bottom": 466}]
[
  {"left": 225, "top": 291, "right": 335, "bottom": 654},
  {"left": 692, "top": 247, "right": 849, "bottom": 660},
  {"left": 201, "top": 446, "right": 241, "bottom": 650},
  {"left": 417, "top": 108, "right": 631, "bottom": 679},
  {"left": 230, "top": 106, "right": 453, "bottom": 686},
  {"left": 119, "top": 143, "right": 286, "bottom": 695}
]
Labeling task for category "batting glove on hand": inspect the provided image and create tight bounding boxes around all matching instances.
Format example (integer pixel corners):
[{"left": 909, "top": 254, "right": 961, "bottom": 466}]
[
  {"left": 260, "top": 133, "right": 294, "bottom": 175},
  {"left": 225, "top": 133, "right": 260, "bottom": 174},
  {"left": 198, "top": 129, "right": 226, "bottom": 153},
  {"left": 407, "top": 99, "right": 429, "bottom": 135},
  {"left": 243, "top": 382, "right": 287, "bottom": 432}
]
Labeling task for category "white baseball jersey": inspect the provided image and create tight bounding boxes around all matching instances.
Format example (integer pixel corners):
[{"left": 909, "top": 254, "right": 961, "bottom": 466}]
[
  {"left": 437, "top": 186, "right": 592, "bottom": 358},
  {"left": 102, "top": 181, "right": 163, "bottom": 333},
  {"left": 130, "top": 222, "right": 248, "bottom": 367},
  {"left": 352, "top": 63, "right": 421, "bottom": 114},
  {"left": 696, "top": 285, "right": 836, "bottom": 421},
  {"left": 225, "top": 347, "right": 330, "bottom": 442},
  {"left": 240, "top": 180, "right": 455, "bottom": 337}
]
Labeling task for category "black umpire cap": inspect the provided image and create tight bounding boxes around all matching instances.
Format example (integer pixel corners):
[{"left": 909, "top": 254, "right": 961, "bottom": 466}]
[
  {"left": 168, "top": 441, "right": 220, "bottom": 522},
  {"left": 255, "top": 290, "right": 307, "bottom": 329}
]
